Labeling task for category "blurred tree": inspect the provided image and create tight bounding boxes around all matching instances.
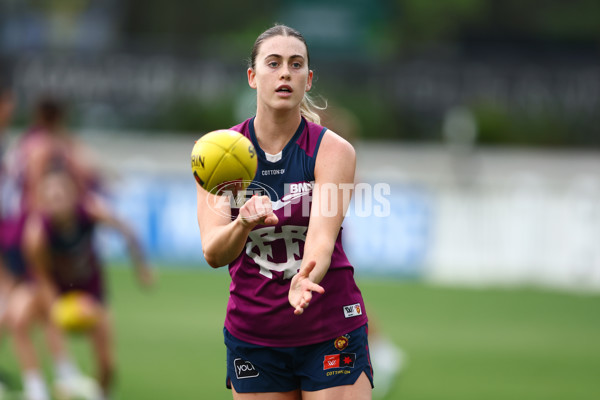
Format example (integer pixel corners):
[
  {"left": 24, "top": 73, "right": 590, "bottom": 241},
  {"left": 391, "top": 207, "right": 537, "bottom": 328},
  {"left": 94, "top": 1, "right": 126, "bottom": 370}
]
[
  {"left": 3, "top": 0, "right": 599, "bottom": 146},
  {"left": 119, "top": 0, "right": 278, "bottom": 56},
  {"left": 393, "top": 0, "right": 600, "bottom": 51},
  {"left": 394, "top": 0, "right": 488, "bottom": 49}
]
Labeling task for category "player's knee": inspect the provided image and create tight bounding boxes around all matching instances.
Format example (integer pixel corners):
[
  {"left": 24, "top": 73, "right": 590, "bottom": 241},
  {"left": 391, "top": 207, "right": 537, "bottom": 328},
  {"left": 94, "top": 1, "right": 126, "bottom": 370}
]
[{"left": 8, "top": 308, "right": 33, "bottom": 334}]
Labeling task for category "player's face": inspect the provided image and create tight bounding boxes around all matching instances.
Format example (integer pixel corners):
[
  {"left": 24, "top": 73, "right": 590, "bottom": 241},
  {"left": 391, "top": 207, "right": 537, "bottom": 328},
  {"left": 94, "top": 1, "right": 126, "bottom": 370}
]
[
  {"left": 40, "top": 174, "right": 78, "bottom": 217},
  {"left": 248, "top": 35, "right": 313, "bottom": 112}
]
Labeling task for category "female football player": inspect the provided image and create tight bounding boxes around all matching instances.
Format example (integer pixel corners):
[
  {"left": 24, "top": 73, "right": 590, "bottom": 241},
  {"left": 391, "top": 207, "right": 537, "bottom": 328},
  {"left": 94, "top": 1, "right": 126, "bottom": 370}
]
[{"left": 196, "top": 24, "right": 373, "bottom": 399}]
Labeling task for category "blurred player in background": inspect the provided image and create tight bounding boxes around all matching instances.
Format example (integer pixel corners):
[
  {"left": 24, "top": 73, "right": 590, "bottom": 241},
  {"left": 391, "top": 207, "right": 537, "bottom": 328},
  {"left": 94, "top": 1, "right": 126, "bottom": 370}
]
[
  {"left": 10, "top": 168, "right": 153, "bottom": 400},
  {"left": 0, "top": 56, "right": 19, "bottom": 396},
  {"left": 0, "top": 97, "right": 96, "bottom": 400},
  {"left": 13, "top": 97, "right": 101, "bottom": 212},
  {"left": 0, "top": 96, "right": 143, "bottom": 400},
  {"left": 196, "top": 24, "right": 373, "bottom": 399},
  {"left": 0, "top": 58, "right": 17, "bottom": 333},
  {"left": 1, "top": 97, "right": 101, "bottom": 293}
]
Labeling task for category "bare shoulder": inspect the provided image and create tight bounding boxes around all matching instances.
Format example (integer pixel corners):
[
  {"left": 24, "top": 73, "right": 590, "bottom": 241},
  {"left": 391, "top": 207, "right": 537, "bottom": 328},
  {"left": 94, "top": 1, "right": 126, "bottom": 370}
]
[
  {"left": 315, "top": 129, "right": 356, "bottom": 181},
  {"left": 318, "top": 129, "right": 356, "bottom": 160},
  {"left": 82, "top": 193, "right": 110, "bottom": 220},
  {"left": 23, "top": 213, "right": 46, "bottom": 249}
]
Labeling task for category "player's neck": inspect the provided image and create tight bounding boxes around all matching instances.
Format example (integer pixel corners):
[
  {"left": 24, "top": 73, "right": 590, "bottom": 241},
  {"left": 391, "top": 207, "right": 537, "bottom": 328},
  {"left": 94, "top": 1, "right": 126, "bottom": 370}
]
[
  {"left": 254, "top": 111, "right": 301, "bottom": 154},
  {"left": 51, "top": 211, "right": 77, "bottom": 231}
]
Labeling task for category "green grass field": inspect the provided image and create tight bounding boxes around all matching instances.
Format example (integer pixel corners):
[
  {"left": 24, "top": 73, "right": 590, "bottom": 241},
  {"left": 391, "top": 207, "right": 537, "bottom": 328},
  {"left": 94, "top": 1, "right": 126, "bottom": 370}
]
[{"left": 2, "top": 266, "right": 600, "bottom": 399}]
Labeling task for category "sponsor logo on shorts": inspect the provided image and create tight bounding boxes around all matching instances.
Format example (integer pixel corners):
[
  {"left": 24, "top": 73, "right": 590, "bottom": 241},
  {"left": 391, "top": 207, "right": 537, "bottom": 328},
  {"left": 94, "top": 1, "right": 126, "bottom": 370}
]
[
  {"left": 234, "top": 358, "right": 260, "bottom": 379},
  {"left": 343, "top": 303, "right": 363, "bottom": 318},
  {"left": 334, "top": 336, "right": 349, "bottom": 351},
  {"left": 323, "top": 353, "right": 356, "bottom": 370}
]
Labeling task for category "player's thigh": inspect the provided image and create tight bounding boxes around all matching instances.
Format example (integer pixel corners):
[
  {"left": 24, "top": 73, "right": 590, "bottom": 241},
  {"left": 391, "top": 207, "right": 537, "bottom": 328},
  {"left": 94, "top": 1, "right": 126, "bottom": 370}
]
[
  {"left": 232, "top": 385, "right": 301, "bottom": 400},
  {"left": 6, "top": 284, "right": 41, "bottom": 328},
  {"left": 0, "top": 264, "right": 16, "bottom": 293},
  {"left": 301, "top": 372, "right": 372, "bottom": 400}
]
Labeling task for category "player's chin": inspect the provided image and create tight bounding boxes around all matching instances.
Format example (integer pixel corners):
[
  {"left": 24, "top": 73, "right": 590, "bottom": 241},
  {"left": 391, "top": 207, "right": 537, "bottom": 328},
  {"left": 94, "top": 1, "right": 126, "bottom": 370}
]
[{"left": 271, "top": 98, "right": 301, "bottom": 110}]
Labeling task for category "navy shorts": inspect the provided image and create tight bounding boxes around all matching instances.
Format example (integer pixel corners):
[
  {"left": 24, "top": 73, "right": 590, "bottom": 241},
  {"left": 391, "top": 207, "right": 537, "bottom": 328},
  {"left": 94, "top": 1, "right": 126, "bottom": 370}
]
[
  {"left": 224, "top": 324, "right": 374, "bottom": 393},
  {"left": 2, "top": 245, "right": 28, "bottom": 280}
]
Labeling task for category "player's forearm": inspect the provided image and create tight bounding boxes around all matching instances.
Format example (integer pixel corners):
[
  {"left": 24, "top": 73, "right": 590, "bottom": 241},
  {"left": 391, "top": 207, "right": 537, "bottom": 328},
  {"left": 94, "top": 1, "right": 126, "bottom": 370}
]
[
  {"left": 302, "top": 239, "right": 336, "bottom": 285},
  {"left": 202, "top": 217, "right": 252, "bottom": 268},
  {"left": 126, "top": 238, "right": 147, "bottom": 271}
]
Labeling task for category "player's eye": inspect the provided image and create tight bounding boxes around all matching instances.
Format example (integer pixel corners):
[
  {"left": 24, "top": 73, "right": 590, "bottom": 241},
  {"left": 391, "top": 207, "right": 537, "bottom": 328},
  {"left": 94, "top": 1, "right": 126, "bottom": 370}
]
[
  {"left": 291, "top": 62, "right": 302, "bottom": 68},
  {"left": 268, "top": 61, "right": 279, "bottom": 68}
]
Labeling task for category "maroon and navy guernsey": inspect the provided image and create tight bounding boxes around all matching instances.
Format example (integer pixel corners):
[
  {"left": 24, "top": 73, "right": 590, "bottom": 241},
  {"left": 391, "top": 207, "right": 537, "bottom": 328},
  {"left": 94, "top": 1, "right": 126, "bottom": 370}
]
[
  {"left": 42, "top": 204, "right": 105, "bottom": 302},
  {"left": 224, "top": 117, "right": 368, "bottom": 347}
]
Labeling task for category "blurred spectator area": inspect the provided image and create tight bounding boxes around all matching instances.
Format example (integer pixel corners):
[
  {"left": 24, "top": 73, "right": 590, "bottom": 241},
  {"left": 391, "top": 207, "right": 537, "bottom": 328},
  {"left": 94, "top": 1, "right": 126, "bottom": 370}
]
[{"left": 1, "top": 0, "right": 599, "bottom": 147}]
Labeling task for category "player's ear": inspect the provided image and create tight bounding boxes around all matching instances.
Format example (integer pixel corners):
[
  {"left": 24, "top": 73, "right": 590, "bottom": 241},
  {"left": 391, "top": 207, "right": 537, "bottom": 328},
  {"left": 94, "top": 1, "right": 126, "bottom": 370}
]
[
  {"left": 305, "top": 70, "right": 313, "bottom": 92},
  {"left": 248, "top": 68, "right": 257, "bottom": 89}
]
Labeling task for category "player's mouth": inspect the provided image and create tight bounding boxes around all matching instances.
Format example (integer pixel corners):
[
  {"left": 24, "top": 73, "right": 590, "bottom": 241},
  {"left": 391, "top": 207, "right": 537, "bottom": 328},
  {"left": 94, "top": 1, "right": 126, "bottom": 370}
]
[{"left": 275, "top": 85, "right": 293, "bottom": 97}]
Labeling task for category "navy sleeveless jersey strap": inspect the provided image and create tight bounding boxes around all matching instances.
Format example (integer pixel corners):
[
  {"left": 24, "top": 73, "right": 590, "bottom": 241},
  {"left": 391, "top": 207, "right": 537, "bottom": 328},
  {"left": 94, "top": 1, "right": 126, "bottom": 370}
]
[{"left": 306, "top": 126, "right": 327, "bottom": 182}]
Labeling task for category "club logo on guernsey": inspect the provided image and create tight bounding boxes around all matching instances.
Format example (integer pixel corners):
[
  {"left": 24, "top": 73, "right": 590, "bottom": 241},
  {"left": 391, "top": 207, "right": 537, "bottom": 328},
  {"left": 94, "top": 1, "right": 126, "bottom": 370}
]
[
  {"left": 246, "top": 226, "right": 307, "bottom": 279},
  {"left": 234, "top": 358, "right": 260, "bottom": 379},
  {"left": 246, "top": 181, "right": 313, "bottom": 279},
  {"left": 343, "top": 303, "right": 363, "bottom": 318}
]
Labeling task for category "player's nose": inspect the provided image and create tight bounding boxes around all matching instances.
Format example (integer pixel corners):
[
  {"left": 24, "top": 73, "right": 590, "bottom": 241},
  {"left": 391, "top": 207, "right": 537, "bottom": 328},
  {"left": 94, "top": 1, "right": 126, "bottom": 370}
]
[{"left": 280, "top": 65, "right": 291, "bottom": 80}]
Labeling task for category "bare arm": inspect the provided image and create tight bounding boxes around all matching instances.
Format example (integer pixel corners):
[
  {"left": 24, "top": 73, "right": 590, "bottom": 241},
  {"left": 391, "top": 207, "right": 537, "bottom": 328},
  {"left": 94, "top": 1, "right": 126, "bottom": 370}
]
[
  {"left": 196, "top": 185, "right": 278, "bottom": 268},
  {"left": 289, "top": 130, "right": 356, "bottom": 314},
  {"left": 23, "top": 138, "right": 53, "bottom": 211},
  {"left": 22, "top": 214, "right": 58, "bottom": 313},
  {"left": 84, "top": 194, "right": 153, "bottom": 287}
]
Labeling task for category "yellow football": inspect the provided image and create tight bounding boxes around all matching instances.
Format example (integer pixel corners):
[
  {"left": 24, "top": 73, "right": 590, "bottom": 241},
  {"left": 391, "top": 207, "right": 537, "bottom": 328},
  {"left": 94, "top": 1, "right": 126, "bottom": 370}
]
[
  {"left": 51, "top": 292, "right": 99, "bottom": 333},
  {"left": 191, "top": 130, "right": 257, "bottom": 193}
]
